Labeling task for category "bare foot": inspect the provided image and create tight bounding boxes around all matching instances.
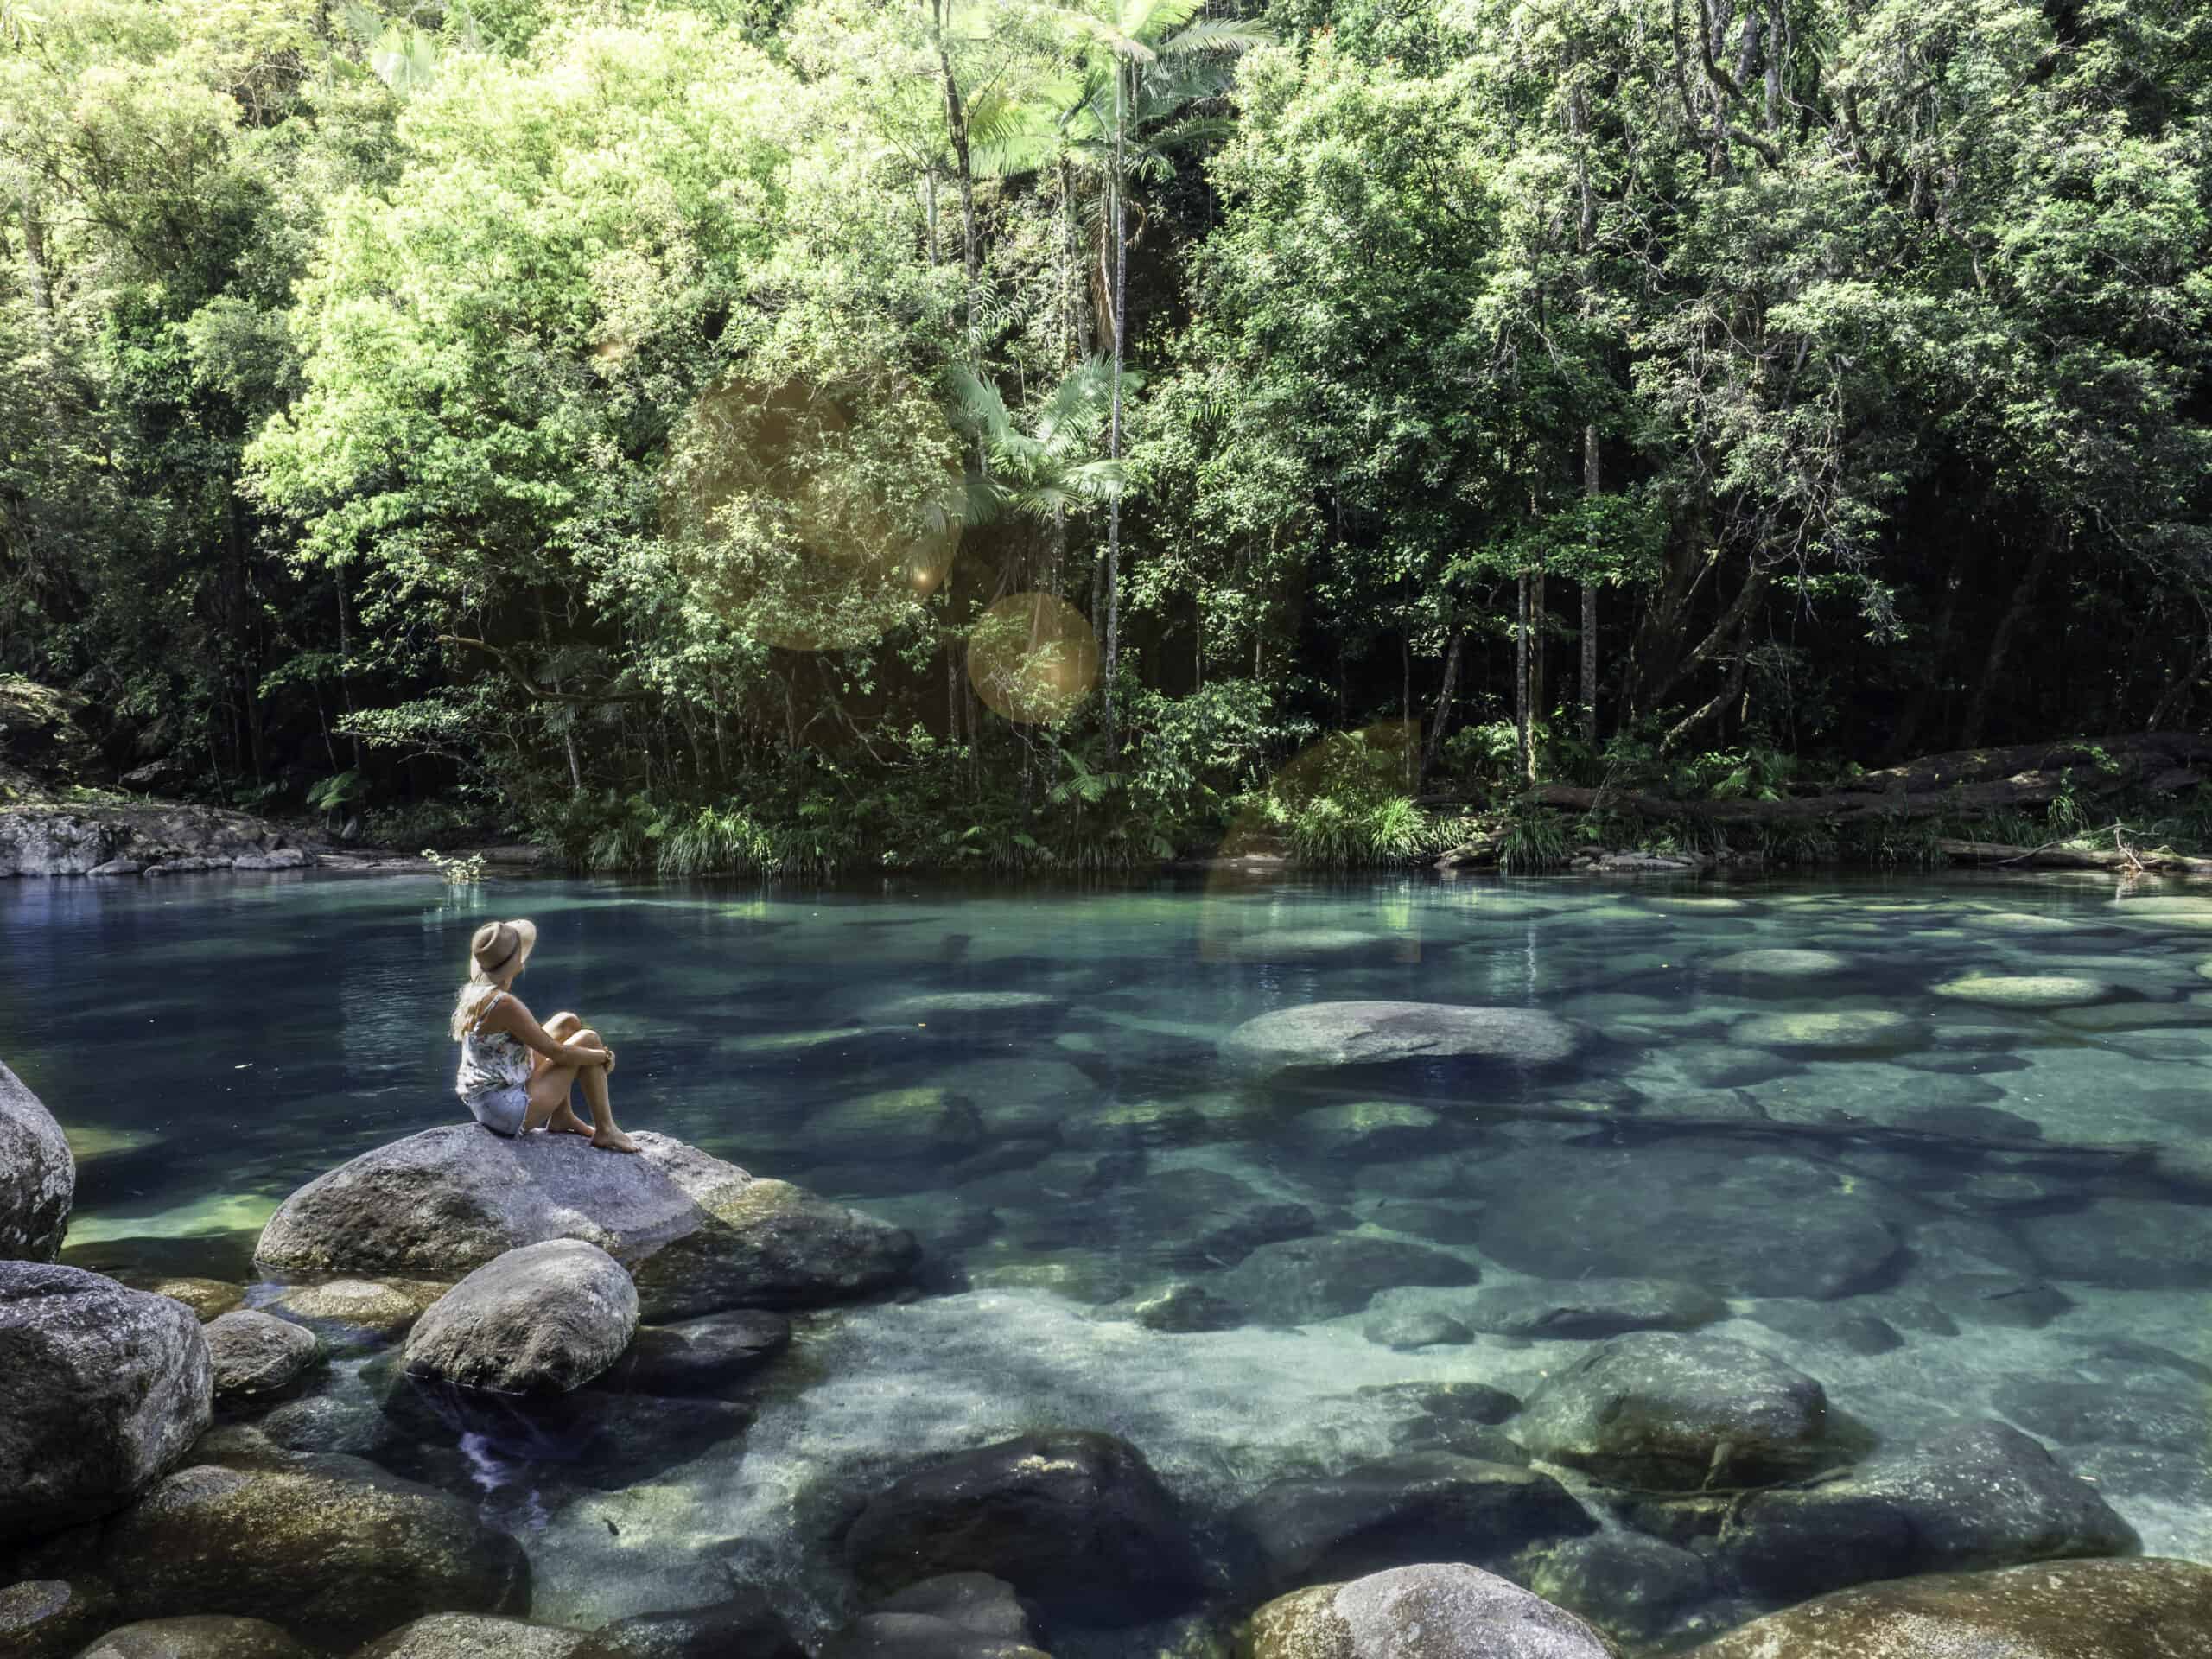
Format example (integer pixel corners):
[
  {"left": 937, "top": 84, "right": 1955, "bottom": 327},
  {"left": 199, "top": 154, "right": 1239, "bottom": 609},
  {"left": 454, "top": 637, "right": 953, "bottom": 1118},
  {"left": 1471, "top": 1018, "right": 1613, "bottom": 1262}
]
[
  {"left": 548, "top": 1108, "right": 594, "bottom": 1137},
  {"left": 592, "top": 1128, "right": 640, "bottom": 1154}
]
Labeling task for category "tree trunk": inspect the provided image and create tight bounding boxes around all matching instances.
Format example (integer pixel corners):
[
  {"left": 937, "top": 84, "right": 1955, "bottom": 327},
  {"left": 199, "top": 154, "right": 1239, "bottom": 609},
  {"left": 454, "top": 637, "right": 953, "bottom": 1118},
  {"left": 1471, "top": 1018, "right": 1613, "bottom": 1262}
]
[
  {"left": 1580, "top": 423, "right": 1600, "bottom": 744},
  {"left": 935, "top": 27, "right": 980, "bottom": 372},
  {"left": 1516, "top": 572, "right": 1533, "bottom": 784},
  {"left": 1961, "top": 518, "right": 2064, "bottom": 747},
  {"left": 1103, "top": 60, "right": 1128, "bottom": 733},
  {"left": 1422, "top": 630, "right": 1465, "bottom": 779}
]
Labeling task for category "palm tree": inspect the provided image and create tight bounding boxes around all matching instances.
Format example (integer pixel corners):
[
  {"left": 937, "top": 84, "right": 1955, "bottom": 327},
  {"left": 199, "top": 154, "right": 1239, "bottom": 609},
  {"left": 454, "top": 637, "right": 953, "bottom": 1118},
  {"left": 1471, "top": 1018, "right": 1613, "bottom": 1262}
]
[{"left": 950, "top": 357, "right": 1133, "bottom": 594}]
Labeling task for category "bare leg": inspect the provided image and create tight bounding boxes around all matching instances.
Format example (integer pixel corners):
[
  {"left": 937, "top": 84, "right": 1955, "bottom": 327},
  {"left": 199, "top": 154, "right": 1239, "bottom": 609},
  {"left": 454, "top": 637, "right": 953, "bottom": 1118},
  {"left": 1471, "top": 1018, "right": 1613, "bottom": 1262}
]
[
  {"left": 574, "top": 1046, "right": 636, "bottom": 1154},
  {"left": 523, "top": 1059, "right": 581, "bottom": 1134},
  {"left": 534, "top": 1014, "right": 594, "bottom": 1136}
]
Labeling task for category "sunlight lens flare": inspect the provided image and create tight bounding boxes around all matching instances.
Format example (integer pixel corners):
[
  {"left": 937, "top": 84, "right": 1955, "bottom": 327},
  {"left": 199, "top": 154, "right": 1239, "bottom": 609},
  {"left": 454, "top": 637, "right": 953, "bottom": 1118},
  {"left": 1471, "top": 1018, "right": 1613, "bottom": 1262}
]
[
  {"left": 966, "top": 593, "right": 1101, "bottom": 725},
  {"left": 658, "top": 376, "right": 963, "bottom": 652}
]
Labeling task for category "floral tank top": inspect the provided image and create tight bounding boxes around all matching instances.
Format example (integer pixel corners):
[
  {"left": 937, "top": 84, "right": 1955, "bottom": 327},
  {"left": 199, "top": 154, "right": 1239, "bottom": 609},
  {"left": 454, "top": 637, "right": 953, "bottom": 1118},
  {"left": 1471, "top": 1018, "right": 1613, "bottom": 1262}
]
[{"left": 456, "top": 989, "right": 531, "bottom": 1102}]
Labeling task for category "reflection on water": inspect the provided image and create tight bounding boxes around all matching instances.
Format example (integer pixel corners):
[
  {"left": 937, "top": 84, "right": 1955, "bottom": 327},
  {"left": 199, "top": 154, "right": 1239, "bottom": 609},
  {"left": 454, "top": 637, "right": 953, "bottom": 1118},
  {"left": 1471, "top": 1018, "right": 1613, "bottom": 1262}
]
[{"left": 6, "top": 868, "right": 2212, "bottom": 1638}]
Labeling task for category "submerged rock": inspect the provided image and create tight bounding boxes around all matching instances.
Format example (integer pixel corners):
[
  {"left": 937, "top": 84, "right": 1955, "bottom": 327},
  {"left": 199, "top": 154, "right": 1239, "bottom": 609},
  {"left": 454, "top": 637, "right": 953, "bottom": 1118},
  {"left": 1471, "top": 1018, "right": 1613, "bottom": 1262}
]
[
  {"left": 79, "top": 1616, "right": 315, "bottom": 1659},
  {"left": 573, "top": 1592, "right": 805, "bottom": 1659},
  {"left": 819, "top": 1574, "right": 1045, "bottom": 1659},
  {"left": 1707, "top": 948, "right": 1850, "bottom": 976},
  {"left": 352, "top": 1615, "right": 593, "bottom": 1658},
  {"left": 1470, "top": 1146, "right": 1899, "bottom": 1298},
  {"left": 1121, "top": 1281, "right": 1244, "bottom": 1332},
  {"left": 1295, "top": 1102, "right": 1446, "bottom": 1161},
  {"left": 1232, "top": 1453, "right": 1595, "bottom": 1591},
  {"left": 1215, "top": 1233, "right": 1479, "bottom": 1324},
  {"left": 2018, "top": 1197, "right": 2212, "bottom": 1288},
  {"left": 1932, "top": 974, "right": 2119, "bottom": 1008},
  {"left": 254, "top": 1128, "right": 917, "bottom": 1317},
  {"left": 266, "top": 1278, "right": 448, "bottom": 1345},
  {"left": 1517, "top": 1333, "right": 1829, "bottom": 1489},
  {"left": 1717, "top": 1421, "right": 2136, "bottom": 1600},
  {"left": 1362, "top": 1306, "right": 1471, "bottom": 1350},
  {"left": 405, "top": 1240, "right": 639, "bottom": 1396},
  {"left": 1462, "top": 1278, "right": 1726, "bottom": 1339},
  {"left": 1732, "top": 1009, "right": 1924, "bottom": 1052},
  {"left": 1676, "top": 1557, "right": 2212, "bottom": 1658},
  {"left": 98, "top": 1452, "right": 530, "bottom": 1640},
  {"left": 136, "top": 1277, "right": 245, "bottom": 1322},
  {"left": 205, "top": 1310, "right": 323, "bottom": 1399},
  {"left": 0, "top": 1263, "right": 212, "bottom": 1545},
  {"left": 0, "top": 1060, "right": 73, "bottom": 1262},
  {"left": 1519, "top": 1533, "right": 1713, "bottom": 1643},
  {"left": 601, "top": 1310, "right": 791, "bottom": 1395},
  {"left": 1222, "top": 1001, "right": 1580, "bottom": 1073},
  {"left": 0, "top": 1577, "right": 118, "bottom": 1659},
  {"left": 843, "top": 1430, "right": 1203, "bottom": 1626},
  {"left": 1244, "top": 1563, "right": 1617, "bottom": 1659}
]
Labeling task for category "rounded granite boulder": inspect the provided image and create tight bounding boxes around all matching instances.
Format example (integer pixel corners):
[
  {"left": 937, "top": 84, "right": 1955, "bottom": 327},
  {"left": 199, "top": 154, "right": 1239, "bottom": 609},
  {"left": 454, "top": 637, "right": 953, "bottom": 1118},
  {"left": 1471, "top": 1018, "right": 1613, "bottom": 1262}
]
[
  {"left": 1223, "top": 1001, "right": 1580, "bottom": 1073},
  {"left": 0, "top": 1059, "right": 73, "bottom": 1262},
  {"left": 1676, "top": 1557, "right": 2212, "bottom": 1657},
  {"left": 77, "top": 1616, "right": 315, "bottom": 1659},
  {"left": 348, "top": 1615, "right": 594, "bottom": 1659},
  {"left": 843, "top": 1430, "right": 1205, "bottom": 1627},
  {"left": 404, "top": 1240, "right": 639, "bottom": 1396},
  {"left": 1516, "top": 1332, "right": 1829, "bottom": 1489},
  {"left": 1245, "top": 1564, "right": 1618, "bottom": 1659},
  {"left": 204, "top": 1311, "right": 323, "bottom": 1399},
  {"left": 0, "top": 1263, "right": 212, "bottom": 1546},
  {"left": 96, "top": 1452, "right": 530, "bottom": 1642},
  {"left": 253, "top": 1128, "right": 917, "bottom": 1319}
]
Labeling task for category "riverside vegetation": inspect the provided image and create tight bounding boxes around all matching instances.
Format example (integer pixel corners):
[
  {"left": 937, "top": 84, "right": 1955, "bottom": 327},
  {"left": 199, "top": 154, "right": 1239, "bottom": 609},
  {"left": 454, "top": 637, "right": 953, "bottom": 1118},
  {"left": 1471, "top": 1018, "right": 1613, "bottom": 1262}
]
[{"left": 3, "top": 0, "right": 2211, "bottom": 874}]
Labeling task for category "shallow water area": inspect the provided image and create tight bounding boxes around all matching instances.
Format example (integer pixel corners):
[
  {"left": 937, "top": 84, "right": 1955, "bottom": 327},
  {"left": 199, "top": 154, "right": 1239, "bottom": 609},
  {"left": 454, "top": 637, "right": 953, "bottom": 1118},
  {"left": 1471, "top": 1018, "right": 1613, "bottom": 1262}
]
[{"left": 9, "top": 867, "right": 2212, "bottom": 1646}]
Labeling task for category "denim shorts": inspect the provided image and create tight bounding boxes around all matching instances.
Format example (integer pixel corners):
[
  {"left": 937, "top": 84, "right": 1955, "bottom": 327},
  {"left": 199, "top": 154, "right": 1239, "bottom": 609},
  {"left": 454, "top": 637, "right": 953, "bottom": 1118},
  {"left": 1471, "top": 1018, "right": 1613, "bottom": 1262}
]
[{"left": 462, "top": 1083, "right": 529, "bottom": 1137}]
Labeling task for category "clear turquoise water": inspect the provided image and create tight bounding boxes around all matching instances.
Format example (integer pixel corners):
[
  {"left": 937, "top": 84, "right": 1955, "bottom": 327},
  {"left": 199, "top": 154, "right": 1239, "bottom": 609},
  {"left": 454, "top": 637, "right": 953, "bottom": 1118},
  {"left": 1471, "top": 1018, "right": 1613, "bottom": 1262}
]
[{"left": 6, "top": 868, "right": 2212, "bottom": 1638}]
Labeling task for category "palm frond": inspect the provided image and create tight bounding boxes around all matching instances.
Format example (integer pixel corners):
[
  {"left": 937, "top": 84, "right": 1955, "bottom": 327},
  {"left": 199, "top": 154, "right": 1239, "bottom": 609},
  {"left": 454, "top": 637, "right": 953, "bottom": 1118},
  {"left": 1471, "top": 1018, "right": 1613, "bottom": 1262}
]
[
  {"left": 1161, "top": 17, "right": 1274, "bottom": 54},
  {"left": 949, "top": 366, "right": 1014, "bottom": 444}
]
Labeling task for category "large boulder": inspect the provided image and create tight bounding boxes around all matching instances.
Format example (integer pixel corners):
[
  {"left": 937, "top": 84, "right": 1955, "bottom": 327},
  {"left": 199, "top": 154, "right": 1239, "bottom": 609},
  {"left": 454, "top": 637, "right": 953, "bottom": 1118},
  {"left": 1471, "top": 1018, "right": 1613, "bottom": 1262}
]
[
  {"left": 0, "top": 811, "right": 124, "bottom": 876},
  {"left": 404, "top": 1242, "right": 638, "bottom": 1396},
  {"left": 204, "top": 1312, "right": 323, "bottom": 1400},
  {"left": 0, "top": 1264, "right": 212, "bottom": 1546},
  {"left": 818, "top": 1576, "right": 1045, "bottom": 1659},
  {"left": 1231, "top": 1454, "right": 1595, "bottom": 1592},
  {"left": 77, "top": 1616, "right": 315, "bottom": 1659},
  {"left": 571, "top": 1592, "right": 806, "bottom": 1659},
  {"left": 601, "top": 1311, "right": 791, "bottom": 1396},
  {"left": 1469, "top": 1145, "right": 1900, "bottom": 1299},
  {"left": 97, "top": 1453, "right": 529, "bottom": 1642},
  {"left": 0, "top": 1060, "right": 73, "bottom": 1262},
  {"left": 253, "top": 1128, "right": 917, "bottom": 1318},
  {"left": 1215, "top": 1234, "right": 1479, "bottom": 1325},
  {"left": 1244, "top": 1564, "right": 1618, "bottom": 1659},
  {"left": 1516, "top": 1333, "right": 1829, "bottom": 1489},
  {"left": 0, "top": 1578, "right": 118, "bottom": 1659},
  {"left": 350, "top": 1616, "right": 594, "bottom": 1659},
  {"left": 1223, "top": 1001, "right": 1580, "bottom": 1073},
  {"left": 1715, "top": 1421, "right": 2137, "bottom": 1600},
  {"left": 843, "top": 1431, "right": 1204, "bottom": 1626},
  {"left": 1676, "top": 1557, "right": 2212, "bottom": 1658}
]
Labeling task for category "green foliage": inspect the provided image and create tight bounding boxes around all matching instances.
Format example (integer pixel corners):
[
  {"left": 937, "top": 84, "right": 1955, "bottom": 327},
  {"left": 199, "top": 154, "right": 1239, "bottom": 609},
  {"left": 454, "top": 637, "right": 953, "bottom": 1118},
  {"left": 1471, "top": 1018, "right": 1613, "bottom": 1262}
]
[
  {"left": 421, "top": 846, "right": 486, "bottom": 884},
  {"left": 1498, "top": 808, "right": 1570, "bottom": 874}
]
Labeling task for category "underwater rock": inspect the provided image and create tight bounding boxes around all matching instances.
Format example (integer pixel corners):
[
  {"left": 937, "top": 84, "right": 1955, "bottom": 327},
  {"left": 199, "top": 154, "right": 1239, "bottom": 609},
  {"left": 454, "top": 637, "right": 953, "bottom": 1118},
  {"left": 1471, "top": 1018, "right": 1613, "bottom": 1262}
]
[
  {"left": 572, "top": 1591, "right": 805, "bottom": 1659},
  {"left": 1746, "top": 1300, "right": 1903, "bottom": 1356},
  {"left": 1469, "top": 1146, "right": 1899, "bottom": 1299},
  {"left": 1731, "top": 1009, "right": 1924, "bottom": 1052},
  {"left": 599, "top": 1310, "right": 791, "bottom": 1395},
  {"left": 1993, "top": 1367, "right": 2209, "bottom": 1455},
  {"left": 350, "top": 1614, "right": 593, "bottom": 1658},
  {"left": 1707, "top": 948, "right": 1850, "bottom": 976},
  {"left": 0, "top": 1060, "right": 72, "bottom": 1262},
  {"left": 1120, "top": 1281, "right": 1244, "bottom": 1332},
  {"left": 205, "top": 1310, "right": 323, "bottom": 1399},
  {"left": 1676, "top": 1557, "right": 2212, "bottom": 1658},
  {"left": 1932, "top": 974, "right": 2119, "bottom": 1008},
  {"left": 0, "top": 1576, "right": 118, "bottom": 1659},
  {"left": 1362, "top": 1306, "right": 1471, "bottom": 1350},
  {"left": 1232, "top": 1453, "right": 1596, "bottom": 1592},
  {"left": 1294, "top": 1102, "right": 1446, "bottom": 1161},
  {"left": 1516, "top": 1332, "right": 1828, "bottom": 1489},
  {"left": 98, "top": 1452, "right": 530, "bottom": 1641},
  {"left": 1244, "top": 1563, "right": 1617, "bottom": 1659},
  {"left": 1716, "top": 1421, "right": 2135, "bottom": 1601},
  {"left": 843, "top": 1430, "right": 1204, "bottom": 1626},
  {"left": 78, "top": 1615, "right": 315, "bottom": 1659},
  {"left": 1215, "top": 1233, "right": 1479, "bottom": 1325},
  {"left": 804, "top": 1090, "right": 985, "bottom": 1160},
  {"left": 266, "top": 1279, "right": 448, "bottom": 1345},
  {"left": 2018, "top": 1196, "right": 2212, "bottom": 1288},
  {"left": 1222, "top": 1001, "right": 1580, "bottom": 1073},
  {"left": 405, "top": 1241, "right": 639, "bottom": 1396},
  {"left": 255, "top": 1128, "right": 918, "bottom": 1318},
  {"left": 1518, "top": 1533, "right": 1713, "bottom": 1644},
  {"left": 1461, "top": 1278, "right": 1726, "bottom": 1339},
  {"left": 1057, "top": 1099, "right": 1205, "bottom": 1151},
  {"left": 0, "top": 1263, "right": 212, "bottom": 1546},
  {"left": 870, "top": 991, "right": 1058, "bottom": 1021},
  {"left": 134, "top": 1277, "right": 244, "bottom": 1322},
  {"left": 818, "top": 1573, "right": 1046, "bottom": 1659}
]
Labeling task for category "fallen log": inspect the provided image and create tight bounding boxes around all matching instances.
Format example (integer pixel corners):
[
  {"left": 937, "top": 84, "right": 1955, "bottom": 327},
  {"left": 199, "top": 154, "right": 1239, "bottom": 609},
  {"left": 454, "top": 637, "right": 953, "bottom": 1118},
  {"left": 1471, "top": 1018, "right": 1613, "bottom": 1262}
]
[
  {"left": 1937, "top": 838, "right": 2212, "bottom": 874},
  {"left": 1814, "top": 732, "right": 2212, "bottom": 797}
]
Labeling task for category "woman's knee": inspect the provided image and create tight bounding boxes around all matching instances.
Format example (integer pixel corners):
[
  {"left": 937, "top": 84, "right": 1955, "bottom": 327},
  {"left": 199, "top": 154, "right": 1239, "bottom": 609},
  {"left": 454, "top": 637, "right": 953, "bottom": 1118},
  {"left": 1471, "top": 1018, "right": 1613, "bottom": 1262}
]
[{"left": 543, "top": 1011, "right": 584, "bottom": 1041}]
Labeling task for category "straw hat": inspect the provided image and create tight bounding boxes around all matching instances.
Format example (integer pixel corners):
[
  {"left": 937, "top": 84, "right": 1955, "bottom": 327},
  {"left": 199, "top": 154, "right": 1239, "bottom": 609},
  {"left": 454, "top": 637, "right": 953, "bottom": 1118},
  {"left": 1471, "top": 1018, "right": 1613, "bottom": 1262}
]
[{"left": 469, "top": 918, "right": 537, "bottom": 981}]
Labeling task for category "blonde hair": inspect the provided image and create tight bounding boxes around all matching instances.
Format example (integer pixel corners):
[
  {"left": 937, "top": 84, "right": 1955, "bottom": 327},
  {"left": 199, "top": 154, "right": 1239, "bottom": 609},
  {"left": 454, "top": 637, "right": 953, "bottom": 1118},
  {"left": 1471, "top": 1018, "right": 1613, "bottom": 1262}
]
[{"left": 450, "top": 975, "right": 502, "bottom": 1042}]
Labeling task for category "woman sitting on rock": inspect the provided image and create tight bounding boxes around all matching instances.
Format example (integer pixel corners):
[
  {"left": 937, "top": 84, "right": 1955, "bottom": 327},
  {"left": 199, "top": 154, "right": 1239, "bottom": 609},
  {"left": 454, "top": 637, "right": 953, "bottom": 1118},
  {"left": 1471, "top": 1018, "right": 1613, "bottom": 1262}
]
[{"left": 451, "top": 918, "right": 638, "bottom": 1153}]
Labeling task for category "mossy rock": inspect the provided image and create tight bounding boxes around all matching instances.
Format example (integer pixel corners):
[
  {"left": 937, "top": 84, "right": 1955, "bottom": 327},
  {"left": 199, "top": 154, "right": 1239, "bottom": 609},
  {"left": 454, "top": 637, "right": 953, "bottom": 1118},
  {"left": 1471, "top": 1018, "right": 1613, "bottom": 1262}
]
[{"left": 1932, "top": 975, "right": 2118, "bottom": 1009}]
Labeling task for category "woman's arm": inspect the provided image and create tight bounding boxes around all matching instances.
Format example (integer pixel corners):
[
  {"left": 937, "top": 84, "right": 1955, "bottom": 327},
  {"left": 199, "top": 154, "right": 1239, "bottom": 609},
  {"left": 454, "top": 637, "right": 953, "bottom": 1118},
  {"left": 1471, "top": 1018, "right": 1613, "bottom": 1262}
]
[{"left": 484, "top": 995, "right": 610, "bottom": 1067}]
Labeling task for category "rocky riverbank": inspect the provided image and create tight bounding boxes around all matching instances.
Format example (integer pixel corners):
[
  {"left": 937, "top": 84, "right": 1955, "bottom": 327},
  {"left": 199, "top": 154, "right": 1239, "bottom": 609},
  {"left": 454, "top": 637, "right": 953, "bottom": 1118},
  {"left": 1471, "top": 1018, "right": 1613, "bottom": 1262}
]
[{"left": 10, "top": 1038, "right": 2212, "bottom": 1659}]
